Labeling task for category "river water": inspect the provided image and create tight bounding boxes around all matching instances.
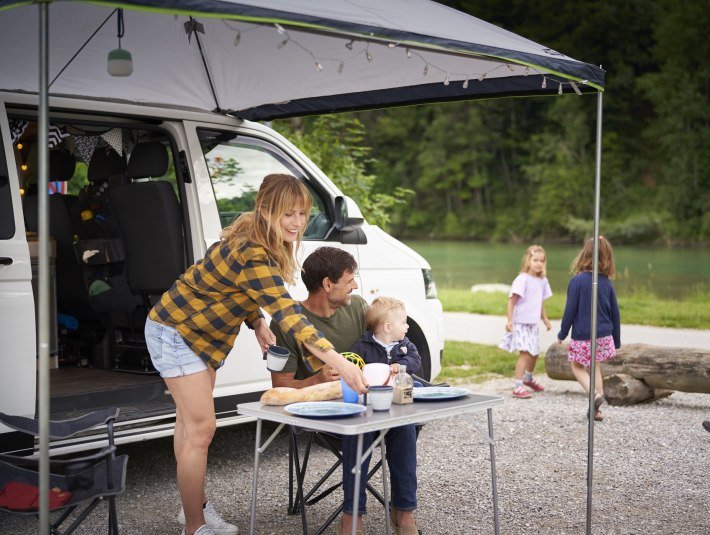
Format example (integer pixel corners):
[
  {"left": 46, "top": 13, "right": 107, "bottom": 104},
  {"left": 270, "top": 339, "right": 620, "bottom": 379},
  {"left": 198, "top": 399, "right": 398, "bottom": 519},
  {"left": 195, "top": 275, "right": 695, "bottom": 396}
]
[{"left": 405, "top": 240, "right": 709, "bottom": 299}]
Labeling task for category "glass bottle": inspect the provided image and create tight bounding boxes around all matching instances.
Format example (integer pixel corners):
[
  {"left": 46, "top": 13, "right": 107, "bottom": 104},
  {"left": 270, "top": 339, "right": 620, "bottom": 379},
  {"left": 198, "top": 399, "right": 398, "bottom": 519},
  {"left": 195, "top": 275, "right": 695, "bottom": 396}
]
[{"left": 392, "top": 364, "right": 413, "bottom": 404}]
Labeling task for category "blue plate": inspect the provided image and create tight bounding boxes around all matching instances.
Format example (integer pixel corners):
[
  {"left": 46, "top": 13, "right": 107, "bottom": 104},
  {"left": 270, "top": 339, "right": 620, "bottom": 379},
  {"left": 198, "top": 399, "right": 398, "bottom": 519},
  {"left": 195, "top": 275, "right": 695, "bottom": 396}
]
[
  {"left": 284, "top": 401, "right": 367, "bottom": 418},
  {"left": 412, "top": 387, "right": 470, "bottom": 401}
]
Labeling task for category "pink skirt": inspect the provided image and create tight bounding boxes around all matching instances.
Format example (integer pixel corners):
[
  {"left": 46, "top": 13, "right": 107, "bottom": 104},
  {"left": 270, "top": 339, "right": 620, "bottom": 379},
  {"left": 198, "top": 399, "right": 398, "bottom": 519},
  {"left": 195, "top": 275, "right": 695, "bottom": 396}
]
[{"left": 567, "top": 335, "right": 617, "bottom": 367}]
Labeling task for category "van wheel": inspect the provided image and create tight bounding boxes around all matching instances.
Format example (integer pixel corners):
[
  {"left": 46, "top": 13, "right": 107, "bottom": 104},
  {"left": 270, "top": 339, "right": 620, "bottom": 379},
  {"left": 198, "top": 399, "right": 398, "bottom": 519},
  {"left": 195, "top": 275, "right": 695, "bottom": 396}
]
[{"left": 406, "top": 319, "right": 431, "bottom": 381}]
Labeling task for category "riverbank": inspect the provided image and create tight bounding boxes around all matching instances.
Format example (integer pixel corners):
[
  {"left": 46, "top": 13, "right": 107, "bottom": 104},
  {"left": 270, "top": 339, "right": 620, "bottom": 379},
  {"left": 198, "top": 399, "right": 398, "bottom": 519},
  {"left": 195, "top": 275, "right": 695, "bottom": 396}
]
[{"left": 443, "top": 312, "right": 710, "bottom": 350}]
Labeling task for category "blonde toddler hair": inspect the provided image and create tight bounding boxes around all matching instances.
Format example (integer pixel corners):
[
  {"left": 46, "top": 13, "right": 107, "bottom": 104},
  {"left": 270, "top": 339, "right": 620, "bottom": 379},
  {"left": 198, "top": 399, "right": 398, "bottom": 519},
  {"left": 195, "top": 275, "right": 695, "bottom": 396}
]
[{"left": 365, "top": 296, "right": 406, "bottom": 331}]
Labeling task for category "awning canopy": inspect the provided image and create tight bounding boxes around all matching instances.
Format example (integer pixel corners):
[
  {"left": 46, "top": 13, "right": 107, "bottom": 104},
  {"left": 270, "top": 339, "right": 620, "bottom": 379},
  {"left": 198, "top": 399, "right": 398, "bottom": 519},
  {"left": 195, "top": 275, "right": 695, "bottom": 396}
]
[{"left": 0, "top": 0, "right": 604, "bottom": 120}]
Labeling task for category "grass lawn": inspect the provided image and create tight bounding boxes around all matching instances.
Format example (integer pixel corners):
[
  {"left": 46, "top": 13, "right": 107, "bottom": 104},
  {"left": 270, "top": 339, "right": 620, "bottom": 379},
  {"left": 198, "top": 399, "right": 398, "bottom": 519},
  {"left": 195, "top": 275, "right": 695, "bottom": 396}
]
[
  {"left": 438, "top": 340, "right": 546, "bottom": 385},
  {"left": 438, "top": 288, "right": 710, "bottom": 330}
]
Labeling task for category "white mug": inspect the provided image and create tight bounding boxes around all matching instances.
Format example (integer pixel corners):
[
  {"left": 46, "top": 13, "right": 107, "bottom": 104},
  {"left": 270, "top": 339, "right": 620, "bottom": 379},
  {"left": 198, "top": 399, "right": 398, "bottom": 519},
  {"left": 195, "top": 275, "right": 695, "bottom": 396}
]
[{"left": 265, "top": 345, "right": 290, "bottom": 372}]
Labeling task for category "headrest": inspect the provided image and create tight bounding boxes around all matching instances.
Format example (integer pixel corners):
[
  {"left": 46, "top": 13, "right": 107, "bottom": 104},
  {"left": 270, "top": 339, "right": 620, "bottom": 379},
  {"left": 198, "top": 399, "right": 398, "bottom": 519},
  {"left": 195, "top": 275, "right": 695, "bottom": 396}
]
[
  {"left": 49, "top": 149, "right": 76, "bottom": 182},
  {"left": 88, "top": 148, "right": 127, "bottom": 184},
  {"left": 127, "top": 142, "right": 169, "bottom": 179}
]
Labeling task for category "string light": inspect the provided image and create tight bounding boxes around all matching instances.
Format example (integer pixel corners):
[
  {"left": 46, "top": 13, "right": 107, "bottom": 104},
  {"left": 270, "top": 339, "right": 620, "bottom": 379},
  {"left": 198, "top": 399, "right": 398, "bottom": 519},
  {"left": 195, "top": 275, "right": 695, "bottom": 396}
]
[{"left": 223, "top": 21, "right": 581, "bottom": 94}]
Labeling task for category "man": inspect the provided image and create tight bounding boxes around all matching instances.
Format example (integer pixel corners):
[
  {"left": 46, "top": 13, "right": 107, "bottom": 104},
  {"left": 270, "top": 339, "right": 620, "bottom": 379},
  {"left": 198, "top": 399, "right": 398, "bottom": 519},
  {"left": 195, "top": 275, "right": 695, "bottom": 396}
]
[{"left": 271, "top": 247, "right": 419, "bottom": 535}]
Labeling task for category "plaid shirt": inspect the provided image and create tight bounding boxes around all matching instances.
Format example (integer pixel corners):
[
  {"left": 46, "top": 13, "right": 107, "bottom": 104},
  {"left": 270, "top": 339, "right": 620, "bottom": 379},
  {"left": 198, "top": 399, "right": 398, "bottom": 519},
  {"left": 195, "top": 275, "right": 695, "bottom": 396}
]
[{"left": 149, "top": 240, "right": 333, "bottom": 370}]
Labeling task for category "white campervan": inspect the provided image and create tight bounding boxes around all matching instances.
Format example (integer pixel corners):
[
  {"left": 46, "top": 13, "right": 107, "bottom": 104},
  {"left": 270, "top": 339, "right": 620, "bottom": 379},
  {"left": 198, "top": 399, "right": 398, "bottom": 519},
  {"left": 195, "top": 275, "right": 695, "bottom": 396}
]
[{"left": 0, "top": 93, "right": 444, "bottom": 453}]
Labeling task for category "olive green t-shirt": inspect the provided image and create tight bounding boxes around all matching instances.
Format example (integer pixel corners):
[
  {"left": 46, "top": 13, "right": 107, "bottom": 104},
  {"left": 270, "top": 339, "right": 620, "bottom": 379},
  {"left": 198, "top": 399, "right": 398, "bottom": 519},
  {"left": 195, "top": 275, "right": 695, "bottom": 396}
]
[{"left": 271, "top": 295, "right": 368, "bottom": 380}]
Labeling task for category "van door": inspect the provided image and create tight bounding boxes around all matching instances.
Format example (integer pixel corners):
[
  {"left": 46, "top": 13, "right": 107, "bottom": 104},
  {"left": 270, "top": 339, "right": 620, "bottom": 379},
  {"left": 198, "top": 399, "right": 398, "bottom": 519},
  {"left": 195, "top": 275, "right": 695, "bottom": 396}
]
[
  {"left": 183, "top": 122, "right": 361, "bottom": 394},
  {"left": 0, "top": 104, "right": 37, "bottom": 425}
]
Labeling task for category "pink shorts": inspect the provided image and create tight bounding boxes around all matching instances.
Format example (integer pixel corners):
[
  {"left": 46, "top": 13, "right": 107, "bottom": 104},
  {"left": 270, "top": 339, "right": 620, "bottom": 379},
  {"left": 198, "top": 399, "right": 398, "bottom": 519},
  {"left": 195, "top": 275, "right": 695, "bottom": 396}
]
[{"left": 567, "top": 335, "right": 617, "bottom": 367}]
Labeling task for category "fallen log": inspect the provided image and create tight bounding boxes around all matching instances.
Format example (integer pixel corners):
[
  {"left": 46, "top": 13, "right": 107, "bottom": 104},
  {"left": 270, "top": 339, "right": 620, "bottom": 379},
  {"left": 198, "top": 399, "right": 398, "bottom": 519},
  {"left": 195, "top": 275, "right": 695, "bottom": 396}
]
[{"left": 545, "top": 343, "right": 710, "bottom": 394}]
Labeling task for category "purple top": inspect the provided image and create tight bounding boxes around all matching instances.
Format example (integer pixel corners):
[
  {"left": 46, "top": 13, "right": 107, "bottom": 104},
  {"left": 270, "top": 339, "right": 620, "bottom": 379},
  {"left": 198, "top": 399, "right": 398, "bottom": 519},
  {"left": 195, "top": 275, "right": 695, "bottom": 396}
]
[{"left": 510, "top": 273, "right": 552, "bottom": 324}]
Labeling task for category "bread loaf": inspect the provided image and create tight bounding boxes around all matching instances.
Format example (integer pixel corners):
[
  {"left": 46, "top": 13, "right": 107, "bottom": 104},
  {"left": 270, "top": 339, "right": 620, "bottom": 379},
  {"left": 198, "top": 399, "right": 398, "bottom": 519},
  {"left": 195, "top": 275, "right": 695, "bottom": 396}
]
[{"left": 260, "top": 380, "right": 342, "bottom": 405}]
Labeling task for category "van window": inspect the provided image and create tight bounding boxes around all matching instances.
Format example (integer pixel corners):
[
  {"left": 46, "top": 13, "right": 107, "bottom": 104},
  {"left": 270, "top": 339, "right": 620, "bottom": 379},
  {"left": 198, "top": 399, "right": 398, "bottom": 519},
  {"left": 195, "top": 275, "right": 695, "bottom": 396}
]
[
  {"left": 0, "top": 128, "right": 14, "bottom": 239},
  {"left": 197, "top": 129, "right": 331, "bottom": 239}
]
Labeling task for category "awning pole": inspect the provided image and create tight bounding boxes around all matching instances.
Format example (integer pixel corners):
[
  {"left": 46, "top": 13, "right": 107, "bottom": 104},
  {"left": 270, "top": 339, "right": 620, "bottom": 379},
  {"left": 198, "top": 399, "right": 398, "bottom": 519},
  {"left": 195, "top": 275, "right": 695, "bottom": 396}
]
[
  {"left": 585, "top": 89, "right": 603, "bottom": 535},
  {"left": 37, "top": 1, "right": 51, "bottom": 533}
]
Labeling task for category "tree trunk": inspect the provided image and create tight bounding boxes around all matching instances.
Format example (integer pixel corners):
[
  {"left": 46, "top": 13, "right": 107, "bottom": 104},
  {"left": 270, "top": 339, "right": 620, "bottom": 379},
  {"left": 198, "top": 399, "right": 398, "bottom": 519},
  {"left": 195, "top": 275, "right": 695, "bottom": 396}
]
[{"left": 544, "top": 343, "right": 710, "bottom": 394}]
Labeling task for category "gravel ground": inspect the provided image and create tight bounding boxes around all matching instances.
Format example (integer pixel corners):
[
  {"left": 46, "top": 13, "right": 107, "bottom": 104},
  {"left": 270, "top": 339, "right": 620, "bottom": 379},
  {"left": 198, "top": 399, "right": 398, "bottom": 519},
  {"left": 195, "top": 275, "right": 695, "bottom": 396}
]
[{"left": 2, "top": 376, "right": 708, "bottom": 535}]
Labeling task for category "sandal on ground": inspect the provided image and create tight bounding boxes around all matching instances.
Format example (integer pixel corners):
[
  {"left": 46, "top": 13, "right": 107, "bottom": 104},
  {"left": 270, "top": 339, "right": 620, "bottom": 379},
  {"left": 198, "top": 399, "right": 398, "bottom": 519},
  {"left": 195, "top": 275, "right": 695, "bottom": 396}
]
[
  {"left": 389, "top": 509, "right": 420, "bottom": 535},
  {"left": 594, "top": 395, "right": 605, "bottom": 412},
  {"left": 594, "top": 410, "right": 603, "bottom": 421},
  {"left": 336, "top": 521, "right": 363, "bottom": 535}
]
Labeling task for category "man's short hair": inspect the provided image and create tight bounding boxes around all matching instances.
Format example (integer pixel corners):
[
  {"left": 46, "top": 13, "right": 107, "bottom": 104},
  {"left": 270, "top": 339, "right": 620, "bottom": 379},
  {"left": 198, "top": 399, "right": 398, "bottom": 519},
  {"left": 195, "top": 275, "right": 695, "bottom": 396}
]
[{"left": 302, "top": 247, "right": 358, "bottom": 293}]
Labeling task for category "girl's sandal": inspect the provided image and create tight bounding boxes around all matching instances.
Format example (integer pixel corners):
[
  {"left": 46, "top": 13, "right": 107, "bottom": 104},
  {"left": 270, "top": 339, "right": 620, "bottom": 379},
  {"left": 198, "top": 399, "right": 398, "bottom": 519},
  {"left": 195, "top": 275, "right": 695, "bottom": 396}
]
[{"left": 594, "top": 410, "right": 603, "bottom": 421}]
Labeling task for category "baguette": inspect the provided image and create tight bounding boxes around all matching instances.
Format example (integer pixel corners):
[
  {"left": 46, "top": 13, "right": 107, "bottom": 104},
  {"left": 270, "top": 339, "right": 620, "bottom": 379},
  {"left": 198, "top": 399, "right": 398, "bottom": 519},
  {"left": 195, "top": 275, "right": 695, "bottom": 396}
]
[{"left": 260, "top": 380, "right": 343, "bottom": 405}]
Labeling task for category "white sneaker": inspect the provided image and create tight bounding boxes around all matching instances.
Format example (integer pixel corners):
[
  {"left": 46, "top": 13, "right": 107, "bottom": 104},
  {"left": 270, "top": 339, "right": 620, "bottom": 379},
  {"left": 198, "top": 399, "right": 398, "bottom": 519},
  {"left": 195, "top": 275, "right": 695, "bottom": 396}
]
[
  {"left": 178, "top": 501, "right": 238, "bottom": 535},
  {"left": 181, "top": 526, "right": 216, "bottom": 535}
]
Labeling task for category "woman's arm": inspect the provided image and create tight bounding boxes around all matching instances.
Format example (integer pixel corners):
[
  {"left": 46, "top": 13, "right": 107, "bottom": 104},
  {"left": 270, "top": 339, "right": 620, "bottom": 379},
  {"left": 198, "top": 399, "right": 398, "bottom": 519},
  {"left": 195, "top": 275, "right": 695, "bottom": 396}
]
[{"left": 304, "top": 344, "right": 368, "bottom": 393}]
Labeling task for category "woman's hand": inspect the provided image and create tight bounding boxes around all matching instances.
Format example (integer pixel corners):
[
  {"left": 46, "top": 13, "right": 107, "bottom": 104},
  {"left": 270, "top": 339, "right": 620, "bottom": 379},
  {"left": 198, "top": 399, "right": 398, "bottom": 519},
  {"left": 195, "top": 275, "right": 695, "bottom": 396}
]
[
  {"left": 252, "top": 318, "right": 276, "bottom": 353},
  {"left": 332, "top": 356, "right": 368, "bottom": 394}
]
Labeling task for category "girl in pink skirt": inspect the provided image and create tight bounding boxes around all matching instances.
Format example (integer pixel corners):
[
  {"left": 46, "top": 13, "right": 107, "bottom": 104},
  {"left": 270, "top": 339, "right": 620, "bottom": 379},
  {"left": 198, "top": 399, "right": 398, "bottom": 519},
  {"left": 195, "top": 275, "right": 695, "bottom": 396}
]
[
  {"left": 499, "top": 245, "right": 553, "bottom": 399},
  {"left": 557, "top": 237, "right": 621, "bottom": 421}
]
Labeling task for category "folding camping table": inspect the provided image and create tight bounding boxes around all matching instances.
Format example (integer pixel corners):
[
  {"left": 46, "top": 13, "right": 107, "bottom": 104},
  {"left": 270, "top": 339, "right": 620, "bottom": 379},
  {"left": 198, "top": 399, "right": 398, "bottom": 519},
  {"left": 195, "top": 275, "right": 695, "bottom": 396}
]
[{"left": 238, "top": 392, "right": 505, "bottom": 535}]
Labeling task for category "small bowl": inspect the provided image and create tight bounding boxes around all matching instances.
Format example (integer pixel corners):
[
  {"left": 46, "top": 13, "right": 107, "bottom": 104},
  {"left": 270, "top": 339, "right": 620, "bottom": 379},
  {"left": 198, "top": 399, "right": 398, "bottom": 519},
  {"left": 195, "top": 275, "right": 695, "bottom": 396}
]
[{"left": 363, "top": 363, "right": 391, "bottom": 386}]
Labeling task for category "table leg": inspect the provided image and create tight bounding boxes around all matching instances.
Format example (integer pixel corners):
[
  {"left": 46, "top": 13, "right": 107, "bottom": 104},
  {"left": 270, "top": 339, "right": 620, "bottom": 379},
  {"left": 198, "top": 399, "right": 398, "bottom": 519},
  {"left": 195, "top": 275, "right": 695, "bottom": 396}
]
[
  {"left": 379, "top": 431, "right": 392, "bottom": 535},
  {"left": 249, "top": 418, "right": 263, "bottom": 535},
  {"left": 350, "top": 433, "right": 364, "bottom": 535},
  {"left": 487, "top": 408, "right": 500, "bottom": 535},
  {"left": 289, "top": 429, "right": 309, "bottom": 534}
]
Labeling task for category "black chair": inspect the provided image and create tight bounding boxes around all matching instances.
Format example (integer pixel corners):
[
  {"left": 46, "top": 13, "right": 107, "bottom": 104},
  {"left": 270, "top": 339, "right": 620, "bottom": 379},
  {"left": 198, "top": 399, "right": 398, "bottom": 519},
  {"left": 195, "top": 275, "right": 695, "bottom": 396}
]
[
  {"left": 288, "top": 427, "right": 386, "bottom": 535},
  {"left": 0, "top": 408, "right": 127, "bottom": 534}
]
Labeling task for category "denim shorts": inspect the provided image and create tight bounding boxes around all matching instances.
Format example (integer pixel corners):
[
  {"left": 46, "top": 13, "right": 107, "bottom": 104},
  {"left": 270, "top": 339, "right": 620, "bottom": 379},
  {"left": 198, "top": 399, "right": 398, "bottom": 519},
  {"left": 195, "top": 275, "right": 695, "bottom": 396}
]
[{"left": 144, "top": 317, "right": 208, "bottom": 378}]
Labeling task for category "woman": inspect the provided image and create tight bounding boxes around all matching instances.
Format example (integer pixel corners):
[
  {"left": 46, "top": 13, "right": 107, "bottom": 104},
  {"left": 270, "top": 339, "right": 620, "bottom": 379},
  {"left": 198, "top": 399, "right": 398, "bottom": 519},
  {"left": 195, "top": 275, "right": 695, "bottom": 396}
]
[{"left": 145, "top": 174, "right": 367, "bottom": 535}]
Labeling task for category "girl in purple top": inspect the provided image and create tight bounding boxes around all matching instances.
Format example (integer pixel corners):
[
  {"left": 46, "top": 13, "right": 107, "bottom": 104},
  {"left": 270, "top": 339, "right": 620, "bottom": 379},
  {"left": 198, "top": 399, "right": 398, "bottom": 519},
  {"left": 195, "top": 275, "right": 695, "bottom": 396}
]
[
  {"left": 557, "top": 237, "right": 621, "bottom": 421},
  {"left": 499, "top": 245, "right": 552, "bottom": 398}
]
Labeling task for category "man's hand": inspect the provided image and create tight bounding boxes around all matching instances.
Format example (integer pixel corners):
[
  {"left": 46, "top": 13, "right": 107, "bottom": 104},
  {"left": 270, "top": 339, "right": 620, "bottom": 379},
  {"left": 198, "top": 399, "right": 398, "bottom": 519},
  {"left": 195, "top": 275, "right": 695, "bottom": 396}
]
[
  {"left": 319, "top": 365, "right": 340, "bottom": 383},
  {"left": 253, "top": 318, "right": 276, "bottom": 353}
]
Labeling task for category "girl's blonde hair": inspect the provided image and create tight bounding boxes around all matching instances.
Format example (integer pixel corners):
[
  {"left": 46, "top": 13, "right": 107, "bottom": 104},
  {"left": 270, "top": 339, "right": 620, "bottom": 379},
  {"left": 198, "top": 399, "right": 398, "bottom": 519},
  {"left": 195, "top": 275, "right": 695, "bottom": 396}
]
[
  {"left": 520, "top": 244, "right": 547, "bottom": 278},
  {"left": 365, "top": 296, "right": 406, "bottom": 331},
  {"left": 571, "top": 236, "right": 616, "bottom": 279},
  {"left": 220, "top": 174, "right": 312, "bottom": 285}
]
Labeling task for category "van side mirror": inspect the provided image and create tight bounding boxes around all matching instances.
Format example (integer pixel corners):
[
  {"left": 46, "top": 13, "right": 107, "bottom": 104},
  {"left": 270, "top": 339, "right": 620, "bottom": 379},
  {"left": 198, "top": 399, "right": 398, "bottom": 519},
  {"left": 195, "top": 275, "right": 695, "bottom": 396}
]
[{"left": 334, "top": 195, "right": 364, "bottom": 232}]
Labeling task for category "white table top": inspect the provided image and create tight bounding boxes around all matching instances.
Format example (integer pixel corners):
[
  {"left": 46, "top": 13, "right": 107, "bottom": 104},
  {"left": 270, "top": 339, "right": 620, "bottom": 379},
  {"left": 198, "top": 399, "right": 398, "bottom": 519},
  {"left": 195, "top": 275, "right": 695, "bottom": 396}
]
[{"left": 238, "top": 393, "right": 504, "bottom": 435}]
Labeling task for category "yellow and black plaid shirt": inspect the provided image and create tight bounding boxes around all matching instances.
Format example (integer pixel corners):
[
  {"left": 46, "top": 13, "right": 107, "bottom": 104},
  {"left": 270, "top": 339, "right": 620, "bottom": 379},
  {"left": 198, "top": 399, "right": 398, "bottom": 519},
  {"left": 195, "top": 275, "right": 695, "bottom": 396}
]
[{"left": 149, "top": 240, "right": 333, "bottom": 370}]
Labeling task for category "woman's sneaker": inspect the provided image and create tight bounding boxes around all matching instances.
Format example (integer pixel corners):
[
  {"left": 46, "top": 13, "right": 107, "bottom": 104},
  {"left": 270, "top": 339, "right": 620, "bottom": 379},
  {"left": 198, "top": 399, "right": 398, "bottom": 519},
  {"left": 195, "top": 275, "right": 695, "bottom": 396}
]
[
  {"left": 523, "top": 377, "right": 545, "bottom": 392},
  {"left": 178, "top": 501, "right": 238, "bottom": 535},
  {"left": 512, "top": 386, "right": 532, "bottom": 398},
  {"left": 181, "top": 526, "right": 216, "bottom": 535}
]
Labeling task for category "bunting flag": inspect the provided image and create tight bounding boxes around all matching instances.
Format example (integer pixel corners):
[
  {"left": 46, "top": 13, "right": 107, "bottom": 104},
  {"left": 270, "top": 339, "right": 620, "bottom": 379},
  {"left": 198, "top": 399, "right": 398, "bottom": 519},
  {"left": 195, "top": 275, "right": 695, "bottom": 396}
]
[
  {"left": 48, "top": 124, "right": 69, "bottom": 148},
  {"left": 101, "top": 128, "right": 123, "bottom": 156},
  {"left": 9, "top": 120, "right": 28, "bottom": 143},
  {"left": 74, "top": 135, "right": 100, "bottom": 165}
]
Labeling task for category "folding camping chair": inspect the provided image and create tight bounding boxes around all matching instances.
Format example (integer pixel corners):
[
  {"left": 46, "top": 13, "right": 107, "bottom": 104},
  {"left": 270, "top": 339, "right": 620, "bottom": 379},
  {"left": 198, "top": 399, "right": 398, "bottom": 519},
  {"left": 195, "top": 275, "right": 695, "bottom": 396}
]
[
  {"left": 0, "top": 407, "right": 127, "bottom": 534},
  {"left": 288, "top": 427, "right": 386, "bottom": 535}
]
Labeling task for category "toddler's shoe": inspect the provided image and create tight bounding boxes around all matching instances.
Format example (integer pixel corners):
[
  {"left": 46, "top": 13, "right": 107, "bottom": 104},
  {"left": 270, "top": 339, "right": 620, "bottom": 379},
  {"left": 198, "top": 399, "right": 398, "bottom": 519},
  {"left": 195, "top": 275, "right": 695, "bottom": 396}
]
[
  {"left": 512, "top": 386, "right": 531, "bottom": 399},
  {"left": 523, "top": 377, "right": 545, "bottom": 392}
]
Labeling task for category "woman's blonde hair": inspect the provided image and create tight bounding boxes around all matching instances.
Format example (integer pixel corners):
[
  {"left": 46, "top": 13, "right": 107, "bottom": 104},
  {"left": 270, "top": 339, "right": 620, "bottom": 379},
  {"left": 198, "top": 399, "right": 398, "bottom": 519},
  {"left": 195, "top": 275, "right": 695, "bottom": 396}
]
[
  {"left": 365, "top": 296, "right": 406, "bottom": 331},
  {"left": 571, "top": 236, "right": 616, "bottom": 279},
  {"left": 220, "top": 174, "right": 312, "bottom": 285},
  {"left": 520, "top": 244, "right": 547, "bottom": 278}
]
